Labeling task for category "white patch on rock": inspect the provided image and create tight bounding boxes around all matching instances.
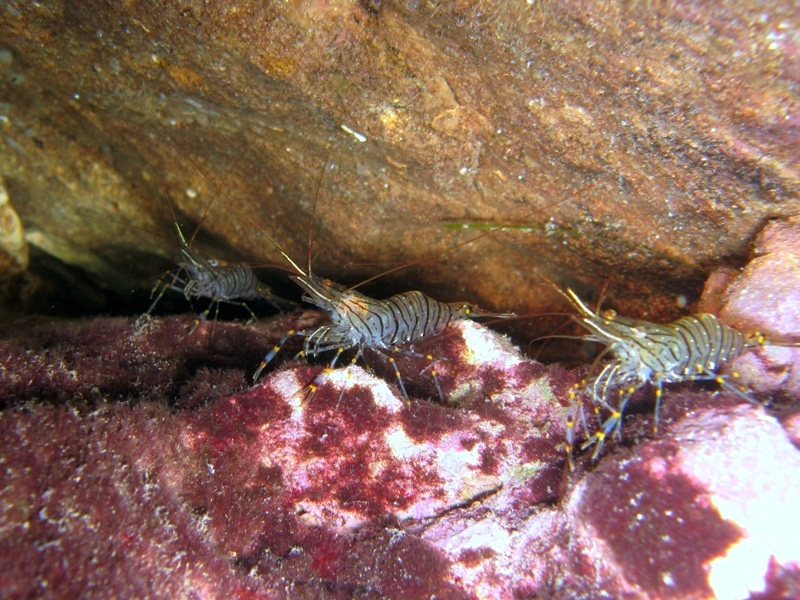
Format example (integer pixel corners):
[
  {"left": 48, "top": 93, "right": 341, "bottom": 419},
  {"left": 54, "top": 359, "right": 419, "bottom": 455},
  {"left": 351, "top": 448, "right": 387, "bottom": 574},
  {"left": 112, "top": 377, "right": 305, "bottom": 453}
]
[
  {"left": 323, "top": 364, "right": 405, "bottom": 413},
  {"left": 385, "top": 427, "right": 423, "bottom": 460},
  {"left": 457, "top": 320, "right": 524, "bottom": 368},
  {"left": 674, "top": 405, "right": 800, "bottom": 599}
]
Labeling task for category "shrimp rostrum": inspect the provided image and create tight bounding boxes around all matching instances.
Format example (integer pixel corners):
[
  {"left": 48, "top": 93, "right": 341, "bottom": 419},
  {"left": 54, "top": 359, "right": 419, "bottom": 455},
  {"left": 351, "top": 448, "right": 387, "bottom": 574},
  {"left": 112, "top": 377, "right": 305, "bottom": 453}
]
[{"left": 562, "top": 288, "right": 773, "bottom": 469}]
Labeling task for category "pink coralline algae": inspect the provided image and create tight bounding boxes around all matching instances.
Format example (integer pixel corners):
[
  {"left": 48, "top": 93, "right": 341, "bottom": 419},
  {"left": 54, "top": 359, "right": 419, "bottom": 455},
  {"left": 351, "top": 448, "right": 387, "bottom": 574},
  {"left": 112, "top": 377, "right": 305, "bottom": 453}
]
[{"left": 1, "top": 218, "right": 799, "bottom": 598}]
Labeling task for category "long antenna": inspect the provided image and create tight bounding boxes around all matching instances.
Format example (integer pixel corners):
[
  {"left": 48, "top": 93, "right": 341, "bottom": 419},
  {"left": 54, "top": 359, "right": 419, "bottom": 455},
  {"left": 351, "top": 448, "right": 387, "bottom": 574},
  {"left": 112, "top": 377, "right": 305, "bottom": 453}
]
[
  {"left": 187, "top": 162, "right": 237, "bottom": 248},
  {"left": 307, "top": 152, "right": 332, "bottom": 277},
  {"left": 163, "top": 195, "right": 188, "bottom": 248},
  {"left": 146, "top": 98, "right": 233, "bottom": 250},
  {"left": 241, "top": 212, "right": 307, "bottom": 277}
]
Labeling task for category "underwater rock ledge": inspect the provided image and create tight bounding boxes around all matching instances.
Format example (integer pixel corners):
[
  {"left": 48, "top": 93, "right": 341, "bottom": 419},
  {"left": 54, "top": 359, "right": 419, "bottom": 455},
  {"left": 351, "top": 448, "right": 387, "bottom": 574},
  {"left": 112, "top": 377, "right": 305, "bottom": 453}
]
[{"left": 2, "top": 1, "right": 800, "bottom": 320}]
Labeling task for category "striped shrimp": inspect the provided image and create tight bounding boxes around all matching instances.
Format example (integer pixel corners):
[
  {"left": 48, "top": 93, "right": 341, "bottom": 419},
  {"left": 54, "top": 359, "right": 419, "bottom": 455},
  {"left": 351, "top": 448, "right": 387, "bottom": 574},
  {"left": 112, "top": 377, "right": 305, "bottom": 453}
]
[
  {"left": 255, "top": 267, "right": 510, "bottom": 400},
  {"left": 249, "top": 164, "right": 515, "bottom": 401},
  {"left": 560, "top": 287, "right": 773, "bottom": 469},
  {"left": 251, "top": 232, "right": 513, "bottom": 400},
  {"left": 136, "top": 108, "right": 290, "bottom": 331},
  {"left": 137, "top": 210, "right": 284, "bottom": 330}
]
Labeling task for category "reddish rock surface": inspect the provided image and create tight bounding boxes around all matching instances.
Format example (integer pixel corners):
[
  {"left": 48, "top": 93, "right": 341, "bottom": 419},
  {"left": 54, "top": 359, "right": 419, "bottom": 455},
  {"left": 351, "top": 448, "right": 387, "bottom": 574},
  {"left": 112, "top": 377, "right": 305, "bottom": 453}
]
[{"left": 700, "top": 217, "right": 800, "bottom": 399}]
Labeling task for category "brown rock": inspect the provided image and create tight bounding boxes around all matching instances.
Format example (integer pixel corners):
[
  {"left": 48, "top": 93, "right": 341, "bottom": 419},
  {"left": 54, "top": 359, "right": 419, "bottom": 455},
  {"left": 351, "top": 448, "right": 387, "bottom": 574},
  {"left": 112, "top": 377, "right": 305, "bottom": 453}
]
[{"left": 1, "top": 1, "right": 798, "bottom": 330}]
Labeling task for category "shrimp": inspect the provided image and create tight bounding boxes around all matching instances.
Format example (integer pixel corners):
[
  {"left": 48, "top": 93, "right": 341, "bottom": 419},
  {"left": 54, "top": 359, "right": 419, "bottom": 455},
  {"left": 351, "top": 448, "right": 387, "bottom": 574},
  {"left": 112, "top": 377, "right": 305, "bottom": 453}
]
[
  {"left": 136, "top": 106, "right": 290, "bottom": 331},
  {"left": 559, "top": 287, "right": 785, "bottom": 469},
  {"left": 248, "top": 162, "right": 515, "bottom": 402},
  {"left": 255, "top": 269, "right": 511, "bottom": 400},
  {"left": 137, "top": 209, "right": 284, "bottom": 329}
]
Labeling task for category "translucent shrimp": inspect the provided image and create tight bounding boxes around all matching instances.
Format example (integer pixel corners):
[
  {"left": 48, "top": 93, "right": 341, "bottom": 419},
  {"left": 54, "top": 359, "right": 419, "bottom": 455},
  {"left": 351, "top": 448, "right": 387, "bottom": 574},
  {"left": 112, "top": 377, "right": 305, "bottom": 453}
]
[
  {"left": 248, "top": 161, "right": 517, "bottom": 402},
  {"left": 137, "top": 199, "right": 284, "bottom": 330},
  {"left": 559, "top": 287, "right": 787, "bottom": 469},
  {"left": 136, "top": 106, "right": 290, "bottom": 331}
]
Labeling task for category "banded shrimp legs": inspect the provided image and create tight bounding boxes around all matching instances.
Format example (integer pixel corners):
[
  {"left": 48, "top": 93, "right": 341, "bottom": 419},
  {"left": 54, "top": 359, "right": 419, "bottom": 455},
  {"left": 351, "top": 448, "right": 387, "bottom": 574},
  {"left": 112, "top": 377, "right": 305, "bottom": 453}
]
[{"left": 555, "top": 286, "right": 795, "bottom": 469}]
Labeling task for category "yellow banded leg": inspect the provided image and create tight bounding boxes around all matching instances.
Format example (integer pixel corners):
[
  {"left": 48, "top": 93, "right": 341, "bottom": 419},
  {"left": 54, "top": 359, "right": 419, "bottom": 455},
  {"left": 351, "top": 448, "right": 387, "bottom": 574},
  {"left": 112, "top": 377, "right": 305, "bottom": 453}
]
[
  {"left": 387, "top": 356, "right": 409, "bottom": 401},
  {"left": 253, "top": 329, "right": 300, "bottom": 383}
]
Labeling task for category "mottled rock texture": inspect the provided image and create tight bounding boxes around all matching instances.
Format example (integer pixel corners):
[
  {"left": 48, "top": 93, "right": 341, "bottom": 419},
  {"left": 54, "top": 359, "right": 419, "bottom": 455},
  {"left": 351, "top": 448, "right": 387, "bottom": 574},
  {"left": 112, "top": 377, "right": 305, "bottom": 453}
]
[
  {"left": 2, "top": 1, "right": 800, "bottom": 598},
  {"left": 0, "top": 0, "right": 798, "bottom": 325}
]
